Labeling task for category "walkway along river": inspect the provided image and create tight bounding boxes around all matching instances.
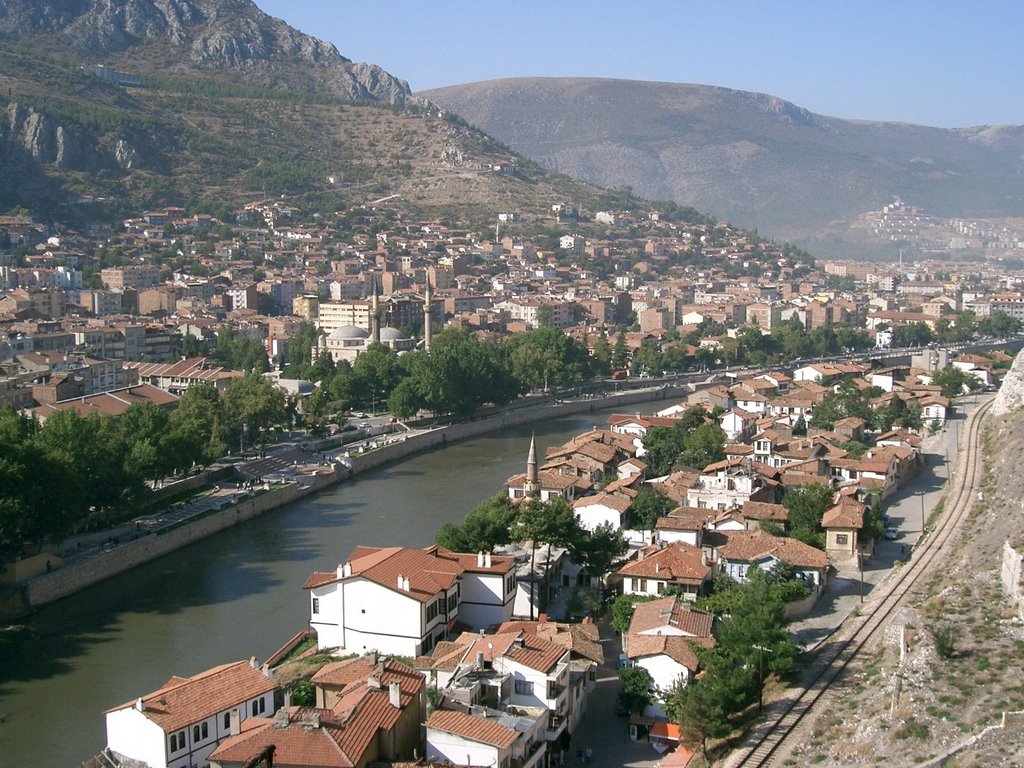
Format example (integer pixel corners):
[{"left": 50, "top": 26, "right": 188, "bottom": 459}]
[{"left": 0, "top": 398, "right": 669, "bottom": 768}]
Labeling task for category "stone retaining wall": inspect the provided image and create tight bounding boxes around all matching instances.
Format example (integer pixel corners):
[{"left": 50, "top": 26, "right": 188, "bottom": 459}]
[
  {"left": 21, "top": 386, "right": 679, "bottom": 610},
  {"left": 25, "top": 473, "right": 336, "bottom": 608}
]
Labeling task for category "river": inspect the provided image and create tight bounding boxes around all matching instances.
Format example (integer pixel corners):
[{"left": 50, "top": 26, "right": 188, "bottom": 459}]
[{"left": 0, "top": 399, "right": 663, "bottom": 768}]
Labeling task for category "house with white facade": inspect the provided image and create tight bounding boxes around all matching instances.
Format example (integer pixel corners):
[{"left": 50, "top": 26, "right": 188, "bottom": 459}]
[
  {"left": 686, "top": 458, "right": 774, "bottom": 512},
  {"left": 105, "top": 660, "right": 276, "bottom": 768},
  {"left": 624, "top": 597, "right": 715, "bottom": 699},
  {"left": 715, "top": 530, "right": 829, "bottom": 590},
  {"left": 304, "top": 545, "right": 516, "bottom": 656},
  {"left": 426, "top": 708, "right": 546, "bottom": 768},
  {"left": 572, "top": 491, "right": 632, "bottom": 532},
  {"left": 617, "top": 542, "right": 711, "bottom": 601}
]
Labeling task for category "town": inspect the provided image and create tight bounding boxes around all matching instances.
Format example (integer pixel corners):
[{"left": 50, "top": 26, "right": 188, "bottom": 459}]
[{"left": 1, "top": 196, "right": 1022, "bottom": 768}]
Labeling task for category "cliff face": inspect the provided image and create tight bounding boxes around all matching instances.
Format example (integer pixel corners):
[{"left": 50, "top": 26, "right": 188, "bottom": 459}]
[
  {"left": 0, "top": 0, "right": 410, "bottom": 103},
  {"left": 0, "top": 103, "right": 159, "bottom": 173},
  {"left": 991, "top": 347, "right": 1024, "bottom": 416}
]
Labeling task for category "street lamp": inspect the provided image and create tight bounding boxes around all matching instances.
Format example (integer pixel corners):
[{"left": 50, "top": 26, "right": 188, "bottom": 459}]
[
  {"left": 857, "top": 551, "right": 865, "bottom": 602},
  {"left": 752, "top": 644, "right": 773, "bottom": 712}
]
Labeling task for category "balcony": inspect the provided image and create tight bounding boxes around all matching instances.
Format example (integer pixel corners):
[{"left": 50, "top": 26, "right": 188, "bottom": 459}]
[{"left": 545, "top": 713, "right": 566, "bottom": 741}]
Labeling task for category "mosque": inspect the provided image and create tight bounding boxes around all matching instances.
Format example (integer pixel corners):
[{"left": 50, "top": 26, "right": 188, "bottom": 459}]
[{"left": 314, "top": 280, "right": 432, "bottom": 364}]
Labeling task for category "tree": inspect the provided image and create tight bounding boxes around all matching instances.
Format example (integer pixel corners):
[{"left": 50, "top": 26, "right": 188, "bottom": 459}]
[
  {"left": 611, "top": 331, "right": 629, "bottom": 370},
  {"left": 678, "top": 422, "right": 726, "bottom": 471},
  {"left": 506, "top": 327, "right": 591, "bottom": 390},
  {"left": 630, "top": 486, "right": 673, "bottom": 542},
  {"left": 591, "top": 335, "right": 613, "bottom": 377},
  {"left": 223, "top": 372, "right": 286, "bottom": 455},
  {"left": 781, "top": 484, "right": 833, "bottom": 549},
  {"left": 931, "top": 365, "right": 979, "bottom": 398},
  {"left": 618, "top": 666, "right": 655, "bottom": 715},
  {"left": 435, "top": 494, "right": 518, "bottom": 553},
  {"left": 512, "top": 497, "right": 583, "bottom": 619},
  {"left": 641, "top": 425, "right": 687, "bottom": 477},
  {"left": 572, "top": 522, "right": 628, "bottom": 584}
]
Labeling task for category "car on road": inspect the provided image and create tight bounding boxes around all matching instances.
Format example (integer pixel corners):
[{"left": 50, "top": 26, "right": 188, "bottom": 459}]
[
  {"left": 354, "top": 412, "right": 368, "bottom": 419},
  {"left": 884, "top": 527, "right": 900, "bottom": 540}
]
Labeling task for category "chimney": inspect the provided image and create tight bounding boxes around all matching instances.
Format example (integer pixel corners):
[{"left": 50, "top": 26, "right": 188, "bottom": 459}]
[
  {"left": 370, "top": 650, "right": 378, "bottom": 667},
  {"left": 476, "top": 651, "right": 485, "bottom": 669},
  {"left": 249, "top": 656, "right": 258, "bottom": 669},
  {"left": 230, "top": 708, "right": 242, "bottom": 735},
  {"left": 283, "top": 692, "right": 292, "bottom": 708},
  {"left": 368, "top": 674, "right": 382, "bottom": 690},
  {"left": 274, "top": 707, "right": 288, "bottom": 728},
  {"left": 404, "top": 577, "right": 411, "bottom": 591},
  {"left": 397, "top": 574, "right": 404, "bottom": 590},
  {"left": 389, "top": 680, "right": 402, "bottom": 709},
  {"left": 655, "top": 562, "right": 660, "bottom": 574},
  {"left": 337, "top": 563, "right": 345, "bottom": 578},
  {"left": 343, "top": 561, "right": 353, "bottom": 577},
  {"left": 477, "top": 551, "right": 485, "bottom": 567},
  {"left": 484, "top": 552, "right": 492, "bottom": 568},
  {"left": 701, "top": 550, "right": 708, "bottom": 567},
  {"left": 134, "top": 697, "right": 145, "bottom": 712}
]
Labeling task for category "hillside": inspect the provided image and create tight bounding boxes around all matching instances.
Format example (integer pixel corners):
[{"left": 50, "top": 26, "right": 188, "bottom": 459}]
[
  {"left": 419, "top": 78, "right": 1024, "bottom": 249},
  {"left": 0, "top": 3, "right": 636, "bottom": 227}
]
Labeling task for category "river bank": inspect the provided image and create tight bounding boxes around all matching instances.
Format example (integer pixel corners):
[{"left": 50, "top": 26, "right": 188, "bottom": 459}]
[{"left": 9, "top": 383, "right": 683, "bottom": 615}]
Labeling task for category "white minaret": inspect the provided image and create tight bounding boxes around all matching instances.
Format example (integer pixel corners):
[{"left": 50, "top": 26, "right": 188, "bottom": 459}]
[
  {"left": 424, "top": 276, "right": 433, "bottom": 352},
  {"left": 525, "top": 434, "right": 539, "bottom": 497},
  {"left": 371, "top": 278, "right": 380, "bottom": 345}
]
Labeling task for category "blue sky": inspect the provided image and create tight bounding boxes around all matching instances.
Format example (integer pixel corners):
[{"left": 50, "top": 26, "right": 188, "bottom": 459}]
[{"left": 256, "top": 1, "right": 1023, "bottom": 128}]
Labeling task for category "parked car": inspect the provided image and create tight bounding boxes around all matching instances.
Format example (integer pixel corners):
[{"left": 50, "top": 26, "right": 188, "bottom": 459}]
[{"left": 884, "top": 527, "right": 900, "bottom": 540}]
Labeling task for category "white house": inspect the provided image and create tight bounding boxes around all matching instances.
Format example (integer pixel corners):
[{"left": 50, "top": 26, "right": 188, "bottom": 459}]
[
  {"left": 715, "top": 530, "right": 829, "bottom": 590},
  {"left": 573, "top": 491, "right": 632, "bottom": 532},
  {"left": 426, "top": 708, "right": 545, "bottom": 768},
  {"left": 105, "top": 660, "right": 276, "bottom": 768},
  {"left": 624, "top": 597, "right": 715, "bottom": 702},
  {"left": 919, "top": 394, "right": 950, "bottom": 425},
  {"left": 617, "top": 542, "right": 711, "bottom": 601},
  {"left": 304, "top": 545, "right": 516, "bottom": 656}
]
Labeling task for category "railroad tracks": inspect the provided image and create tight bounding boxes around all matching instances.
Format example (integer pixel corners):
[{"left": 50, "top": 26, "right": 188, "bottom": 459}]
[{"left": 726, "top": 398, "right": 993, "bottom": 768}]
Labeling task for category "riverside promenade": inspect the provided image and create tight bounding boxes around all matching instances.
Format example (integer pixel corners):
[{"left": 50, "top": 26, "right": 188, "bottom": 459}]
[{"left": 9, "top": 382, "right": 685, "bottom": 614}]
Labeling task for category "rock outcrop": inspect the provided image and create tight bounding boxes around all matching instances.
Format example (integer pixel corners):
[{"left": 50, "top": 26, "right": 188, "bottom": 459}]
[
  {"left": 991, "top": 347, "right": 1024, "bottom": 416},
  {"left": 0, "top": 0, "right": 411, "bottom": 103}
]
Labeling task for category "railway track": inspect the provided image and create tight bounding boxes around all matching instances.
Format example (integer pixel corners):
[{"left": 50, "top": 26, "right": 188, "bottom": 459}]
[{"left": 725, "top": 397, "right": 993, "bottom": 768}]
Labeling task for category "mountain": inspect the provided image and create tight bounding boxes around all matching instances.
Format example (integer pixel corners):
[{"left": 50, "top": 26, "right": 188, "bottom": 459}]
[
  {"left": 419, "top": 77, "right": 1024, "bottom": 249},
  {"left": 0, "top": 2, "right": 627, "bottom": 225},
  {"left": 0, "top": 0, "right": 410, "bottom": 103}
]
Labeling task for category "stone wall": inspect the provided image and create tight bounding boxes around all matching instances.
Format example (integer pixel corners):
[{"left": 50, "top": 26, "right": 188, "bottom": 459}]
[
  {"left": 25, "top": 473, "right": 337, "bottom": 608},
  {"left": 21, "top": 386, "right": 679, "bottom": 609}
]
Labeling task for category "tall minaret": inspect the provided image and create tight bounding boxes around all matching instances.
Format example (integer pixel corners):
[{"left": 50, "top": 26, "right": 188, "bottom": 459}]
[
  {"left": 371, "top": 278, "right": 381, "bottom": 345},
  {"left": 424, "top": 276, "right": 433, "bottom": 353},
  {"left": 525, "top": 434, "right": 540, "bottom": 497}
]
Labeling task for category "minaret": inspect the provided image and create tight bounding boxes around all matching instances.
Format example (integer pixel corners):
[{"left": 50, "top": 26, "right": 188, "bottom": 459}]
[
  {"left": 371, "top": 278, "right": 380, "bottom": 345},
  {"left": 424, "top": 276, "right": 433, "bottom": 352},
  {"left": 525, "top": 434, "right": 540, "bottom": 497}
]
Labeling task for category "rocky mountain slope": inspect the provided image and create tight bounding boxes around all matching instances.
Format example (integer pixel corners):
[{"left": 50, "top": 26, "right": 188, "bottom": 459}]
[
  {"left": 0, "top": 0, "right": 410, "bottom": 103},
  {"left": 0, "top": 3, "right": 630, "bottom": 224},
  {"left": 420, "top": 78, "right": 1024, "bottom": 246}
]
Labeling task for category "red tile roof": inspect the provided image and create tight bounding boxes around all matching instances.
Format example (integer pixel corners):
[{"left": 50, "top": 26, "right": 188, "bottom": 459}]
[
  {"left": 107, "top": 660, "right": 275, "bottom": 733},
  {"left": 617, "top": 543, "right": 710, "bottom": 584},
  {"left": 426, "top": 709, "right": 519, "bottom": 749}
]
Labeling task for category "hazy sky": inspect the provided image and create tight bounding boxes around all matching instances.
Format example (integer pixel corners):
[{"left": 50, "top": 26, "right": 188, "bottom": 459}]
[{"left": 256, "top": 0, "right": 1023, "bottom": 129}]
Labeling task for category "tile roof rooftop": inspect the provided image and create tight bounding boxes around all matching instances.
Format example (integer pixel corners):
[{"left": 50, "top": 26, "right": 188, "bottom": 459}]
[
  {"left": 107, "top": 660, "right": 275, "bottom": 733},
  {"left": 426, "top": 709, "right": 519, "bottom": 749}
]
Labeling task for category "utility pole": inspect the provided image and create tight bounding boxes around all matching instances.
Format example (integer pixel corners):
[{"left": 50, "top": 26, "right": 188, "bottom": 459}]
[
  {"left": 919, "top": 491, "right": 926, "bottom": 532},
  {"left": 858, "top": 552, "right": 865, "bottom": 602},
  {"left": 753, "top": 644, "right": 773, "bottom": 712}
]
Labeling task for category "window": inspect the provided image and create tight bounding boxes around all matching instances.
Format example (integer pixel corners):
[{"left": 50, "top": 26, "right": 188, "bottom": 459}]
[
  {"left": 657, "top": 581, "right": 665, "bottom": 594},
  {"left": 515, "top": 679, "right": 534, "bottom": 695},
  {"left": 252, "top": 696, "right": 266, "bottom": 715},
  {"left": 639, "top": 579, "right": 647, "bottom": 593},
  {"left": 448, "top": 593, "right": 457, "bottom": 612},
  {"left": 224, "top": 712, "right": 230, "bottom": 730},
  {"left": 312, "top": 597, "right": 319, "bottom": 614},
  {"left": 169, "top": 730, "right": 185, "bottom": 752},
  {"left": 836, "top": 534, "right": 849, "bottom": 545}
]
